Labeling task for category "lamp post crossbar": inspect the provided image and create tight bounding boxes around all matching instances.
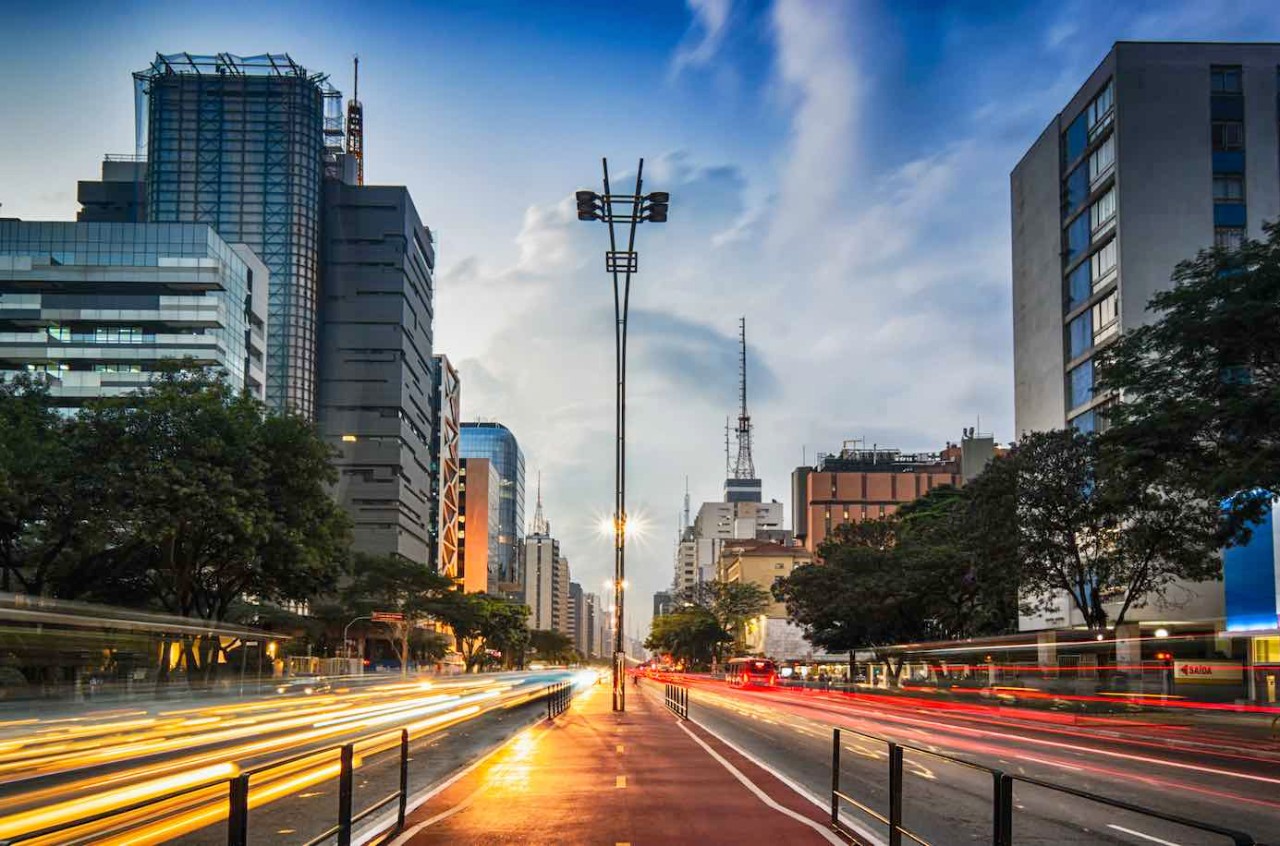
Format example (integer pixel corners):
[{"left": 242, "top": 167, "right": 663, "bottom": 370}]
[{"left": 576, "top": 158, "right": 668, "bottom": 712}]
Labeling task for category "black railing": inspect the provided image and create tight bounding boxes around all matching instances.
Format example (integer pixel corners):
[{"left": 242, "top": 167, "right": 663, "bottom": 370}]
[
  {"left": 546, "top": 681, "right": 573, "bottom": 719},
  {"left": 827, "top": 726, "right": 1265, "bottom": 846},
  {"left": 664, "top": 682, "right": 688, "bottom": 720}
]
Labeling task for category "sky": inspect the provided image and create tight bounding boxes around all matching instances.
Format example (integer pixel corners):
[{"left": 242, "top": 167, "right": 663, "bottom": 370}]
[{"left": 4, "top": 0, "right": 1280, "bottom": 638}]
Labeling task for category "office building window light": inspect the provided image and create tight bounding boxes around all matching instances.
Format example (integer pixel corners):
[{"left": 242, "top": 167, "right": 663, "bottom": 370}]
[
  {"left": 1091, "top": 292, "right": 1119, "bottom": 345},
  {"left": 1090, "top": 187, "right": 1117, "bottom": 234},
  {"left": 1213, "top": 175, "right": 1245, "bottom": 202},
  {"left": 1210, "top": 65, "right": 1243, "bottom": 94},
  {"left": 1091, "top": 239, "right": 1117, "bottom": 291},
  {"left": 1211, "top": 121, "right": 1245, "bottom": 151}
]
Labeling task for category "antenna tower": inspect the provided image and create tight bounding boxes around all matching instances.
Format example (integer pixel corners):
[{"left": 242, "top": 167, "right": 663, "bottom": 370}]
[
  {"left": 346, "top": 56, "right": 364, "bottom": 185},
  {"left": 531, "top": 470, "right": 548, "bottom": 535},
  {"left": 682, "top": 476, "right": 691, "bottom": 529},
  {"left": 732, "top": 317, "right": 756, "bottom": 479}
]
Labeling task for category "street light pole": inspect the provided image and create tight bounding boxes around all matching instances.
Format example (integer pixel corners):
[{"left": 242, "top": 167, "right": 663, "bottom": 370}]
[
  {"left": 576, "top": 158, "right": 669, "bottom": 712},
  {"left": 343, "top": 615, "right": 371, "bottom": 668}
]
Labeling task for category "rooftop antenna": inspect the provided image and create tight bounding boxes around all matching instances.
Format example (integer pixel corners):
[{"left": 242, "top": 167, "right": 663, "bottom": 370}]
[
  {"left": 682, "top": 476, "right": 690, "bottom": 530},
  {"left": 346, "top": 55, "right": 364, "bottom": 185},
  {"left": 724, "top": 416, "right": 731, "bottom": 477},
  {"left": 732, "top": 317, "right": 756, "bottom": 479}
]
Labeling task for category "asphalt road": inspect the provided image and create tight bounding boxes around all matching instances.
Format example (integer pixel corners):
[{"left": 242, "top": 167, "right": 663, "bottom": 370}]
[
  {"left": 0, "top": 669, "right": 590, "bottom": 845},
  {"left": 674, "top": 679, "right": 1280, "bottom": 846}
]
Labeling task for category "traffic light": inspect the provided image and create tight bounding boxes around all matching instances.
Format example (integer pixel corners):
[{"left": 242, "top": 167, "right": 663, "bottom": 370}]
[
  {"left": 642, "top": 191, "right": 669, "bottom": 222},
  {"left": 576, "top": 190, "right": 602, "bottom": 221}
]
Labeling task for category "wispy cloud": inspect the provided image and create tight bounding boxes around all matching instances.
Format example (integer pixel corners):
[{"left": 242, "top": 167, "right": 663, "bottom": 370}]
[{"left": 670, "top": 0, "right": 734, "bottom": 78}]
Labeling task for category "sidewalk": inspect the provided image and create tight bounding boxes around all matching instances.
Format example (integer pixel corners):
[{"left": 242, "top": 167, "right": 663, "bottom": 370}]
[{"left": 390, "top": 678, "right": 847, "bottom": 845}]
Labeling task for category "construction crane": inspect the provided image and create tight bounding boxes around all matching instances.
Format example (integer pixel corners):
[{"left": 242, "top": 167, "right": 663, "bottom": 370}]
[{"left": 346, "top": 56, "right": 364, "bottom": 185}]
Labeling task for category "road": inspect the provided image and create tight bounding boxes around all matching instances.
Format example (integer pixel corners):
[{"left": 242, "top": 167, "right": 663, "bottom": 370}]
[
  {"left": 670, "top": 677, "right": 1280, "bottom": 846},
  {"left": 0, "top": 669, "right": 589, "bottom": 845}
]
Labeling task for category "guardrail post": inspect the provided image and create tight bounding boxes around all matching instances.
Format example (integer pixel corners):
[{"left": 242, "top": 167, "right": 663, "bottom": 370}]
[
  {"left": 337, "top": 743, "right": 354, "bottom": 846},
  {"left": 227, "top": 773, "right": 250, "bottom": 846},
  {"left": 546, "top": 684, "right": 552, "bottom": 720},
  {"left": 995, "top": 773, "right": 1013, "bottom": 846},
  {"left": 398, "top": 729, "right": 410, "bottom": 828},
  {"left": 888, "top": 743, "right": 903, "bottom": 846},
  {"left": 831, "top": 728, "right": 841, "bottom": 826}
]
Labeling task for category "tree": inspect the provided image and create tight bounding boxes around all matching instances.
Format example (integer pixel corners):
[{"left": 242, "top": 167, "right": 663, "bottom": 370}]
[
  {"left": 1012, "top": 429, "right": 1220, "bottom": 630},
  {"left": 1097, "top": 221, "right": 1280, "bottom": 541},
  {"left": 437, "top": 592, "right": 530, "bottom": 672},
  {"left": 342, "top": 552, "right": 458, "bottom": 671},
  {"left": 529, "top": 629, "right": 575, "bottom": 663},
  {"left": 0, "top": 375, "right": 94, "bottom": 595},
  {"left": 65, "top": 369, "right": 351, "bottom": 680},
  {"left": 644, "top": 606, "right": 729, "bottom": 669}
]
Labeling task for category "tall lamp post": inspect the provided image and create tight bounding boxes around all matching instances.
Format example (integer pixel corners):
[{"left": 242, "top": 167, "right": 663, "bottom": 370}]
[{"left": 576, "top": 158, "right": 669, "bottom": 712}]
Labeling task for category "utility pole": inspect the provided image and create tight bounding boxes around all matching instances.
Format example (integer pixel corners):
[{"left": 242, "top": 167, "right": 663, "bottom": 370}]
[{"left": 574, "top": 160, "right": 669, "bottom": 712}]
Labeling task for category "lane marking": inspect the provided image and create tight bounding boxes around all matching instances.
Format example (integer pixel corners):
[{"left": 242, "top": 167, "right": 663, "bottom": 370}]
[
  {"left": 676, "top": 720, "right": 848, "bottom": 846},
  {"left": 615, "top": 775, "right": 627, "bottom": 788},
  {"left": 1106, "top": 823, "right": 1183, "bottom": 846}
]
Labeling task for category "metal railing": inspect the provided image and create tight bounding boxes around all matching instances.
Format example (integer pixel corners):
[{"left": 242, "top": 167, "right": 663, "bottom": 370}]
[
  {"left": 664, "top": 682, "right": 689, "bottom": 720},
  {"left": 827, "top": 726, "right": 1265, "bottom": 846},
  {"left": 546, "top": 681, "right": 573, "bottom": 719}
]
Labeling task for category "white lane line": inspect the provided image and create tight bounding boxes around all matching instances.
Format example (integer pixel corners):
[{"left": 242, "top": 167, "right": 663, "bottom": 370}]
[
  {"left": 676, "top": 720, "right": 855, "bottom": 846},
  {"left": 1106, "top": 823, "right": 1184, "bottom": 846}
]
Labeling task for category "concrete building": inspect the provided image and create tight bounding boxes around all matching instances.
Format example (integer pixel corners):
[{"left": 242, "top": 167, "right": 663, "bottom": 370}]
[
  {"left": 583, "top": 592, "right": 603, "bottom": 659},
  {"left": 791, "top": 441, "right": 969, "bottom": 554},
  {"left": 717, "top": 539, "right": 814, "bottom": 659},
  {"left": 0, "top": 221, "right": 267, "bottom": 404},
  {"left": 1013, "top": 42, "right": 1280, "bottom": 436},
  {"left": 522, "top": 533, "right": 560, "bottom": 630},
  {"left": 460, "top": 422, "right": 525, "bottom": 592},
  {"left": 137, "top": 53, "right": 343, "bottom": 417},
  {"left": 569, "top": 582, "right": 585, "bottom": 656},
  {"left": 1009, "top": 42, "right": 1280, "bottom": 637},
  {"left": 552, "top": 555, "right": 571, "bottom": 637},
  {"left": 317, "top": 184, "right": 436, "bottom": 566},
  {"left": 430, "top": 354, "right": 461, "bottom": 579},
  {"left": 653, "top": 591, "right": 675, "bottom": 618},
  {"left": 458, "top": 457, "right": 499, "bottom": 595},
  {"left": 77, "top": 157, "right": 147, "bottom": 223}
]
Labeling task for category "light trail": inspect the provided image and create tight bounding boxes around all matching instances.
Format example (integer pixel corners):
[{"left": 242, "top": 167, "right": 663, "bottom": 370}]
[{"left": 0, "top": 671, "right": 576, "bottom": 844}]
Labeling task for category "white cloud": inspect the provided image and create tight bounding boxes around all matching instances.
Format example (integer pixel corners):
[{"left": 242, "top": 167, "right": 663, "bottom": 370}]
[{"left": 670, "top": 0, "right": 734, "bottom": 78}]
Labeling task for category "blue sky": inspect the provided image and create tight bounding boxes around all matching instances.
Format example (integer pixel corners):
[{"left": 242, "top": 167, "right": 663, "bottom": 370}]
[{"left": 4, "top": 0, "right": 1280, "bottom": 635}]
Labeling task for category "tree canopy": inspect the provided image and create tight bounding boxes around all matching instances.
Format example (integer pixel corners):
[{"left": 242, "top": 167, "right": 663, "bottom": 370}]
[
  {"left": 644, "top": 605, "right": 730, "bottom": 668},
  {"left": 1098, "top": 221, "right": 1280, "bottom": 541}
]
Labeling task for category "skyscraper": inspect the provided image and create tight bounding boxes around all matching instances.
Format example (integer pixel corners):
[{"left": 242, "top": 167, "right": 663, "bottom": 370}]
[
  {"left": 458, "top": 457, "right": 500, "bottom": 595},
  {"left": 1010, "top": 41, "right": 1280, "bottom": 634},
  {"left": 460, "top": 422, "right": 525, "bottom": 590},
  {"left": 1012, "top": 42, "right": 1280, "bottom": 436},
  {"left": 136, "top": 53, "right": 343, "bottom": 416},
  {"left": 430, "top": 355, "right": 461, "bottom": 578},
  {"left": 317, "top": 184, "right": 436, "bottom": 565}
]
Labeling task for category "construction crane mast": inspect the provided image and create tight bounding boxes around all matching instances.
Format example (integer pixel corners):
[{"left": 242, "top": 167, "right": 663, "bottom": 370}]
[{"left": 347, "top": 56, "right": 364, "bottom": 185}]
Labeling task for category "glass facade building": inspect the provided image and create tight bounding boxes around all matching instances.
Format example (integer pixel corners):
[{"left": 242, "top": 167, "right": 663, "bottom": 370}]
[
  {"left": 136, "top": 53, "right": 337, "bottom": 417},
  {"left": 460, "top": 422, "right": 526, "bottom": 588},
  {"left": 0, "top": 221, "right": 268, "bottom": 405}
]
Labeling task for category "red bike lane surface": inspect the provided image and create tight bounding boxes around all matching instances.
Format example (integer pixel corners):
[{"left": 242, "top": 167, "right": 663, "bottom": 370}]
[{"left": 390, "top": 680, "right": 849, "bottom": 845}]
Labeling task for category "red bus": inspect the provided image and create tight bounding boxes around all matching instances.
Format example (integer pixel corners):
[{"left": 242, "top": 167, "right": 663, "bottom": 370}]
[{"left": 726, "top": 657, "right": 779, "bottom": 688}]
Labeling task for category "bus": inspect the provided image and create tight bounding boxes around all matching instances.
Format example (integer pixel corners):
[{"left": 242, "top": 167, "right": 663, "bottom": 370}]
[{"left": 726, "top": 657, "right": 779, "bottom": 689}]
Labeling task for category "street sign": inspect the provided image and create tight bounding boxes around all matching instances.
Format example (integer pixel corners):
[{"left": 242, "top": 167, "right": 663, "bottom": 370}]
[
  {"left": 372, "top": 611, "right": 405, "bottom": 623},
  {"left": 1173, "top": 660, "right": 1242, "bottom": 683}
]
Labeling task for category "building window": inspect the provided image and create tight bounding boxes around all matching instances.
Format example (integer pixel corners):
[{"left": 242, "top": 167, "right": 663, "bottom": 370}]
[
  {"left": 1213, "top": 174, "right": 1245, "bottom": 202},
  {"left": 1066, "top": 261, "right": 1091, "bottom": 310},
  {"left": 1068, "top": 359, "right": 1094, "bottom": 409},
  {"left": 1068, "top": 311, "right": 1092, "bottom": 359},
  {"left": 1091, "top": 239, "right": 1117, "bottom": 291},
  {"left": 1089, "top": 135, "right": 1115, "bottom": 185},
  {"left": 1215, "top": 227, "right": 1246, "bottom": 250},
  {"left": 1090, "top": 187, "right": 1117, "bottom": 234},
  {"left": 1062, "top": 112, "right": 1088, "bottom": 166},
  {"left": 1211, "top": 121, "right": 1244, "bottom": 151},
  {"left": 1091, "top": 291, "right": 1119, "bottom": 345},
  {"left": 1063, "top": 164, "right": 1089, "bottom": 220},
  {"left": 1087, "top": 80, "right": 1115, "bottom": 139},
  {"left": 1066, "top": 214, "right": 1091, "bottom": 262},
  {"left": 1210, "top": 65, "right": 1242, "bottom": 94}
]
